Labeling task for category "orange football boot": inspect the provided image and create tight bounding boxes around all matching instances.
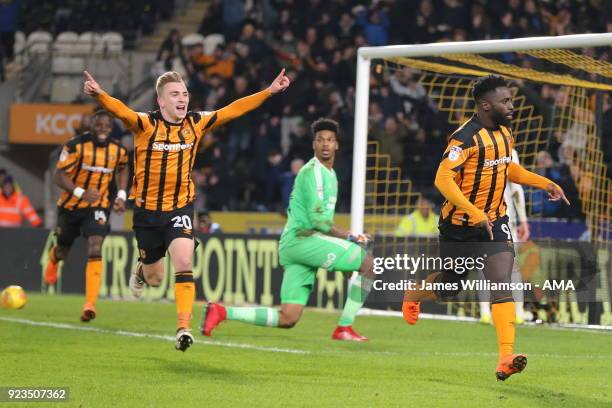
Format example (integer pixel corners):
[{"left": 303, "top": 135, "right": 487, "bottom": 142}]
[
  {"left": 80, "top": 302, "right": 96, "bottom": 323},
  {"left": 495, "top": 354, "right": 528, "bottom": 381},
  {"left": 44, "top": 261, "right": 59, "bottom": 285},
  {"left": 402, "top": 301, "right": 420, "bottom": 325}
]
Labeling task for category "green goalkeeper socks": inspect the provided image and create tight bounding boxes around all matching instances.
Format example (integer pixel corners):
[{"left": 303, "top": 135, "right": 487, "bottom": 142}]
[
  {"left": 338, "top": 274, "right": 374, "bottom": 326},
  {"left": 226, "top": 306, "right": 280, "bottom": 327}
]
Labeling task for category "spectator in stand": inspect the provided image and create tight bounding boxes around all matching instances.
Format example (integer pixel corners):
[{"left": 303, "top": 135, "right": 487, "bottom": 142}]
[
  {"left": 286, "top": 121, "right": 312, "bottom": 164},
  {"left": 0, "top": 175, "right": 42, "bottom": 228},
  {"left": 198, "top": 0, "right": 224, "bottom": 36},
  {"left": 157, "top": 29, "right": 183, "bottom": 61},
  {"left": 197, "top": 211, "right": 222, "bottom": 233},
  {"left": 389, "top": 67, "right": 427, "bottom": 115},
  {"left": 281, "top": 158, "right": 305, "bottom": 211},
  {"left": 371, "top": 115, "right": 412, "bottom": 169},
  {"left": 223, "top": 76, "right": 254, "bottom": 161},
  {"left": 222, "top": 0, "right": 245, "bottom": 41},
  {"left": 182, "top": 0, "right": 610, "bottom": 215},
  {"left": 155, "top": 29, "right": 190, "bottom": 77},
  {"left": 0, "top": 0, "right": 20, "bottom": 63},
  {"left": 354, "top": 3, "right": 390, "bottom": 46},
  {"left": 395, "top": 196, "right": 439, "bottom": 237},
  {"left": 413, "top": 0, "right": 439, "bottom": 44}
]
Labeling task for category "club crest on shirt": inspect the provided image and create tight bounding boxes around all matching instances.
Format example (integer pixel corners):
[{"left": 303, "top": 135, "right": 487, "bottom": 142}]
[
  {"left": 59, "top": 150, "right": 68, "bottom": 163},
  {"left": 180, "top": 129, "right": 193, "bottom": 139},
  {"left": 448, "top": 146, "right": 462, "bottom": 161}
]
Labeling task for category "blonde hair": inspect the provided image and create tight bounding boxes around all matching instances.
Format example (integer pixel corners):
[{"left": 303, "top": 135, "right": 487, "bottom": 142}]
[{"left": 156, "top": 71, "right": 184, "bottom": 95}]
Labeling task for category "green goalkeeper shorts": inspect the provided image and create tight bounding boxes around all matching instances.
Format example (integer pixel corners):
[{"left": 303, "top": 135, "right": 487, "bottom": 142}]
[{"left": 279, "top": 233, "right": 366, "bottom": 305}]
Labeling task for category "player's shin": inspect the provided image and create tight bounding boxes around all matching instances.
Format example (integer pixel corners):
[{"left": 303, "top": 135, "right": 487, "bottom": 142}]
[
  {"left": 226, "top": 306, "right": 280, "bottom": 327},
  {"left": 491, "top": 300, "right": 516, "bottom": 361},
  {"left": 175, "top": 271, "right": 195, "bottom": 329},
  {"left": 338, "top": 273, "right": 373, "bottom": 326},
  {"left": 85, "top": 256, "right": 102, "bottom": 305},
  {"left": 48, "top": 245, "right": 61, "bottom": 264}
]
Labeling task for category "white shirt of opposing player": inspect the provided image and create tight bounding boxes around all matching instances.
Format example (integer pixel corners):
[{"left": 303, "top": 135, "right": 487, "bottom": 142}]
[{"left": 504, "top": 149, "right": 528, "bottom": 239}]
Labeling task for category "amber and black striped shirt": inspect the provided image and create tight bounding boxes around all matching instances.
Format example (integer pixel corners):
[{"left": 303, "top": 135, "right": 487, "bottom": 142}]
[
  {"left": 96, "top": 89, "right": 270, "bottom": 212},
  {"left": 438, "top": 115, "right": 514, "bottom": 227},
  {"left": 56, "top": 133, "right": 128, "bottom": 210}
]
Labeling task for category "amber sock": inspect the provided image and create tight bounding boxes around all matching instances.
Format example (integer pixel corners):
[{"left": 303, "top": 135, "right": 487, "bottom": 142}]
[
  {"left": 492, "top": 301, "right": 516, "bottom": 361},
  {"left": 85, "top": 257, "right": 102, "bottom": 305},
  {"left": 175, "top": 271, "right": 195, "bottom": 330}
]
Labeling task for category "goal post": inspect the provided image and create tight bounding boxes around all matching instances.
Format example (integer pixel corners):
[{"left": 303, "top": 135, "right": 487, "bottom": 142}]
[
  {"left": 350, "top": 33, "right": 612, "bottom": 325},
  {"left": 351, "top": 33, "right": 612, "bottom": 238}
]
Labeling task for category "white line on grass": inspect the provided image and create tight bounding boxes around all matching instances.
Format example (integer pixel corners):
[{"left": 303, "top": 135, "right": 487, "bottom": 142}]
[
  {"left": 0, "top": 316, "right": 309, "bottom": 355},
  {"left": 358, "top": 308, "right": 612, "bottom": 333},
  {"left": 2, "top": 316, "right": 611, "bottom": 360}
]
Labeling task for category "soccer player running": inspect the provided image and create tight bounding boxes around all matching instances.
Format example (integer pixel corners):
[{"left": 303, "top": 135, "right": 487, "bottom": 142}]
[
  {"left": 83, "top": 69, "right": 290, "bottom": 351},
  {"left": 401, "top": 75, "right": 570, "bottom": 380},
  {"left": 202, "top": 118, "right": 376, "bottom": 341},
  {"left": 44, "top": 111, "right": 129, "bottom": 323}
]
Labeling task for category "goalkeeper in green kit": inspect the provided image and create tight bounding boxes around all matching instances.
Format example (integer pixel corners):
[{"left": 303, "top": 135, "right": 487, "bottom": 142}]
[{"left": 202, "top": 118, "right": 376, "bottom": 341}]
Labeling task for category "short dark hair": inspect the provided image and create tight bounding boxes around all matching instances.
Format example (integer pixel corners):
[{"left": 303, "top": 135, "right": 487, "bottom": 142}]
[
  {"left": 311, "top": 118, "right": 339, "bottom": 141},
  {"left": 472, "top": 75, "right": 508, "bottom": 101},
  {"left": 93, "top": 110, "right": 112, "bottom": 120}
]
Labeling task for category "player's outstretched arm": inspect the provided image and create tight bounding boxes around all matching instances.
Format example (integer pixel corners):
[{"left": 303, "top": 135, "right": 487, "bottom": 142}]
[
  {"left": 83, "top": 71, "right": 140, "bottom": 130},
  {"left": 507, "top": 161, "right": 570, "bottom": 205},
  {"left": 207, "top": 69, "right": 290, "bottom": 131}
]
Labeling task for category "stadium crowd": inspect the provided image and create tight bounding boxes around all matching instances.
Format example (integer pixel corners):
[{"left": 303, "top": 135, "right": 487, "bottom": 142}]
[
  {"left": 170, "top": 0, "right": 609, "bottom": 217},
  {"left": 1, "top": 0, "right": 611, "bottom": 221}
]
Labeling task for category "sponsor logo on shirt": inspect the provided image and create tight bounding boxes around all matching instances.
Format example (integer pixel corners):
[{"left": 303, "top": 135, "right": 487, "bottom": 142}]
[
  {"left": 484, "top": 156, "right": 511, "bottom": 167},
  {"left": 82, "top": 164, "right": 114, "bottom": 173},
  {"left": 152, "top": 142, "right": 194, "bottom": 152}
]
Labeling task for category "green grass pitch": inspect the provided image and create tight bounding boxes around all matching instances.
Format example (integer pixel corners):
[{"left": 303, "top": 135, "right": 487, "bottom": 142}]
[{"left": 1, "top": 294, "right": 610, "bottom": 407}]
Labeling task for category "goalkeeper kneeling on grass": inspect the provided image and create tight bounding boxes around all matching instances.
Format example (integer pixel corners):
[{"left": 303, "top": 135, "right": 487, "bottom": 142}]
[{"left": 202, "top": 118, "right": 376, "bottom": 341}]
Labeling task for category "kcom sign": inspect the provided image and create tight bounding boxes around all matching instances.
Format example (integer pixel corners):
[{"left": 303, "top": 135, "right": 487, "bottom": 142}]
[{"left": 9, "top": 103, "right": 94, "bottom": 144}]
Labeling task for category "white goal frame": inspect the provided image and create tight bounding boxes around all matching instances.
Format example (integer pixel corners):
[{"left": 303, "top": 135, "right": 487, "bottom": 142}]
[{"left": 350, "top": 33, "right": 612, "bottom": 233}]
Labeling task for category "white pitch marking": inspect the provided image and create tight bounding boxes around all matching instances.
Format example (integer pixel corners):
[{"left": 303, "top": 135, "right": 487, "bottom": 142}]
[
  {"left": 0, "top": 316, "right": 309, "bottom": 355},
  {"left": 1, "top": 316, "right": 611, "bottom": 360}
]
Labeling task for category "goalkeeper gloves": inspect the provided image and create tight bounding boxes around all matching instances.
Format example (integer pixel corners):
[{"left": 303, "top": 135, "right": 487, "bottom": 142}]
[{"left": 348, "top": 232, "right": 373, "bottom": 249}]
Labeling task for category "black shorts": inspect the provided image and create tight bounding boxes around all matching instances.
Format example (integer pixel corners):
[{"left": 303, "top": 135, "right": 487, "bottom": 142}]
[
  {"left": 436, "top": 216, "right": 515, "bottom": 299},
  {"left": 133, "top": 203, "right": 196, "bottom": 265},
  {"left": 439, "top": 215, "right": 514, "bottom": 266},
  {"left": 56, "top": 207, "right": 111, "bottom": 247}
]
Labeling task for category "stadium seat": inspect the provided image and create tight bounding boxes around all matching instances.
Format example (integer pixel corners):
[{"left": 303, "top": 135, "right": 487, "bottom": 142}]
[
  {"left": 182, "top": 33, "right": 205, "bottom": 49},
  {"left": 52, "top": 56, "right": 85, "bottom": 74},
  {"left": 77, "top": 32, "right": 102, "bottom": 55},
  {"left": 26, "top": 30, "right": 53, "bottom": 54},
  {"left": 50, "top": 76, "right": 82, "bottom": 103},
  {"left": 101, "top": 32, "right": 124, "bottom": 54},
  {"left": 14, "top": 31, "right": 26, "bottom": 55},
  {"left": 53, "top": 31, "right": 79, "bottom": 54},
  {"left": 13, "top": 31, "right": 26, "bottom": 63},
  {"left": 204, "top": 34, "right": 225, "bottom": 55}
]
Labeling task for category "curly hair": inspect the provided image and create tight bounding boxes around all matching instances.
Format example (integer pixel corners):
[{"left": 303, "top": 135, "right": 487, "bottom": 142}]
[{"left": 472, "top": 75, "right": 509, "bottom": 101}]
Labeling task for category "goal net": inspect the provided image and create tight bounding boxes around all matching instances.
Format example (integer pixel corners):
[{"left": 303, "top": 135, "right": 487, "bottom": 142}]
[{"left": 351, "top": 34, "right": 612, "bottom": 326}]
